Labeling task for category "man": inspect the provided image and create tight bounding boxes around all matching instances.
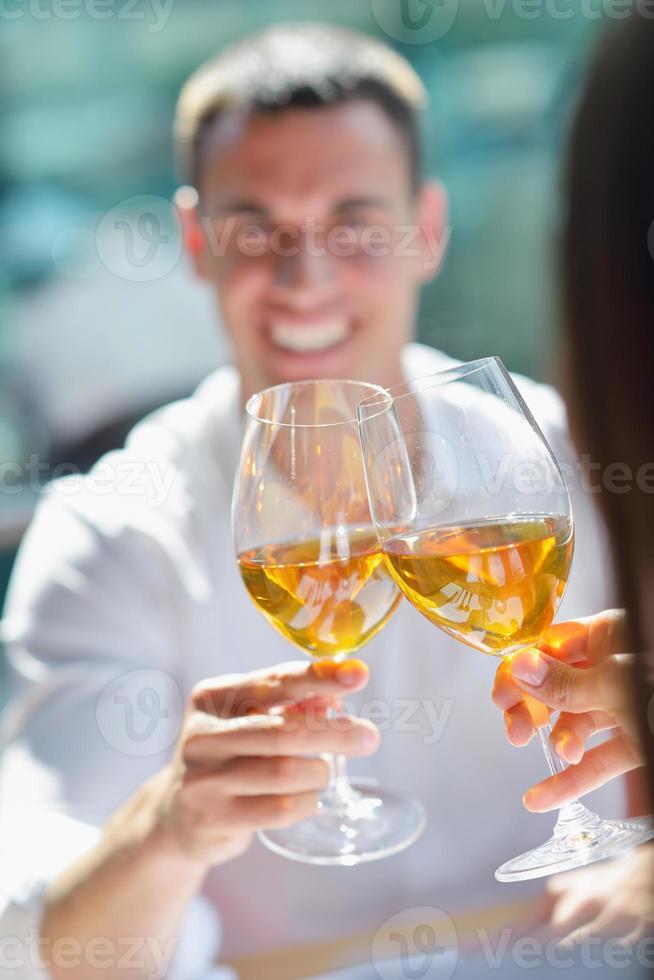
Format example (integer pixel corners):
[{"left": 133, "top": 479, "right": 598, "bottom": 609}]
[{"left": 0, "top": 24, "right": 624, "bottom": 980}]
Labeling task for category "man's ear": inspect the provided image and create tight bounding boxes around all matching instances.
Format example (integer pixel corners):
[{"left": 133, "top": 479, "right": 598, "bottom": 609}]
[
  {"left": 415, "top": 180, "right": 450, "bottom": 283},
  {"left": 174, "top": 185, "right": 211, "bottom": 280}
]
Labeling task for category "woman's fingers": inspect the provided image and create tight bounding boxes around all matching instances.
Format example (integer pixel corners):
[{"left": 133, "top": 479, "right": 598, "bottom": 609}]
[
  {"left": 557, "top": 908, "right": 645, "bottom": 950},
  {"left": 492, "top": 649, "right": 581, "bottom": 714},
  {"left": 509, "top": 649, "right": 633, "bottom": 716},
  {"left": 523, "top": 733, "right": 643, "bottom": 812},
  {"left": 549, "top": 710, "right": 617, "bottom": 765},
  {"left": 538, "top": 610, "right": 627, "bottom": 667},
  {"left": 509, "top": 649, "right": 596, "bottom": 712},
  {"left": 492, "top": 658, "right": 524, "bottom": 711},
  {"left": 504, "top": 705, "right": 614, "bottom": 761},
  {"left": 549, "top": 888, "right": 603, "bottom": 935},
  {"left": 491, "top": 627, "right": 600, "bottom": 717},
  {"left": 503, "top": 699, "right": 537, "bottom": 747}
]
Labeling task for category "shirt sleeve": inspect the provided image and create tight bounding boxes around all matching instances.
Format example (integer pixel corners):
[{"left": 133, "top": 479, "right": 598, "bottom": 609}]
[
  {"left": 0, "top": 477, "right": 222, "bottom": 979},
  {"left": 0, "top": 846, "right": 224, "bottom": 980}
]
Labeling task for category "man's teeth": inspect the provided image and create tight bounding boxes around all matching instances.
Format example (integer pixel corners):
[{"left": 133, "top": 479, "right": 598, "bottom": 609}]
[{"left": 269, "top": 320, "right": 350, "bottom": 353}]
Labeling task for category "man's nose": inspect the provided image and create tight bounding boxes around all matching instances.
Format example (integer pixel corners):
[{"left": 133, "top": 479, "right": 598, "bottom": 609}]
[{"left": 272, "top": 228, "right": 336, "bottom": 304}]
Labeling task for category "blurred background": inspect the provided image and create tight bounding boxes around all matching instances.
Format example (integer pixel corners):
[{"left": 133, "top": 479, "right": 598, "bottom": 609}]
[{"left": 0, "top": 0, "right": 610, "bottom": 689}]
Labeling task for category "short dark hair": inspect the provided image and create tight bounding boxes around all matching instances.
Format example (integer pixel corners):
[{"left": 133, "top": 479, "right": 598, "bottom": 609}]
[{"left": 175, "top": 23, "right": 427, "bottom": 193}]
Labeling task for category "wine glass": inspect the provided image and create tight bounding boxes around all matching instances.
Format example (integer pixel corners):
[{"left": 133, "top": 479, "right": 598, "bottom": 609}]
[
  {"left": 358, "top": 356, "right": 654, "bottom": 881},
  {"left": 232, "top": 378, "right": 425, "bottom": 865}
]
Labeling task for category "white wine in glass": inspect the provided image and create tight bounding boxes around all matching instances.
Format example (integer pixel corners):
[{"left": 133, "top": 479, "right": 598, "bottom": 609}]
[
  {"left": 358, "top": 357, "right": 654, "bottom": 881},
  {"left": 238, "top": 529, "right": 398, "bottom": 658},
  {"left": 383, "top": 514, "right": 573, "bottom": 656},
  {"left": 232, "top": 378, "right": 425, "bottom": 865}
]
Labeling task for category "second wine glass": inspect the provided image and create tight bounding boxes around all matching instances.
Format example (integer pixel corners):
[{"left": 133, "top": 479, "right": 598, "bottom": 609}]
[
  {"left": 232, "top": 378, "right": 425, "bottom": 865},
  {"left": 358, "top": 357, "right": 654, "bottom": 881}
]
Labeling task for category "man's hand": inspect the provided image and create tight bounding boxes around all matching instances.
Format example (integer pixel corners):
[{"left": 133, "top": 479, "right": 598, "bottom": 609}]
[
  {"left": 152, "top": 658, "right": 379, "bottom": 867},
  {"left": 491, "top": 610, "right": 643, "bottom": 811},
  {"left": 41, "top": 658, "right": 378, "bottom": 980}
]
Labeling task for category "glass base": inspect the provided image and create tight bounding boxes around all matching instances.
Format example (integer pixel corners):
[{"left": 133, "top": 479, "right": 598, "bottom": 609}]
[
  {"left": 496, "top": 803, "right": 654, "bottom": 882},
  {"left": 258, "top": 779, "right": 426, "bottom": 866}
]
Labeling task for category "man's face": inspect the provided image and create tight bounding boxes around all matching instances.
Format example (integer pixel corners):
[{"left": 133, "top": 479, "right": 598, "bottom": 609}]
[{"left": 182, "top": 99, "right": 446, "bottom": 400}]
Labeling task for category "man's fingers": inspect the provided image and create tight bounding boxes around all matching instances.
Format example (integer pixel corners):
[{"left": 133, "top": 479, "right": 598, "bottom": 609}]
[
  {"left": 227, "top": 791, "right": 321, "bottom": 831},
  {"left": 190, "top": 658, "right": 369, "bottom": 717},
  {"left": 180, "top": 789, "right": 322, "bottom": 832},
  {"left": 523, "top": 734, "right": 643, "bottom": 812},
  {"left": 183, "top": 755, "right": 330, "bottom": 798},
  {"left": 183, "top": 711, "right": 379, "bottom": 766},
  {"left": 549, "top": 711, "right": 617, "bottom": 765}
]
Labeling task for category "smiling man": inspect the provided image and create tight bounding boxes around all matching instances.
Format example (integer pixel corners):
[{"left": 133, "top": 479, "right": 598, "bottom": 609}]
[
  {"left": 0, "top": 23, "right": 627, "bottom": 980},
  {"left": 173, "top": 26, "right": 445, "bottom": 402}
]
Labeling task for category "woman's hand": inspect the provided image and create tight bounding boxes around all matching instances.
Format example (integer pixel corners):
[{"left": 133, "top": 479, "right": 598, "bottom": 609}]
[
  {"left": 546, "top": 845, "right": 654, "bottom": 949},
  {"left": 492, "top": 610, "right": 643, "bottom": 811}
]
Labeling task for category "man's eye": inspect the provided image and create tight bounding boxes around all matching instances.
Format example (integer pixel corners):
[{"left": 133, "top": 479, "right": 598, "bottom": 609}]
[
  {"left": 237, "top": 221, "right": 271, "bottom": 235},
  {"left": 336, "top": 217, "right": 368, "bottom": 230},
  {"left": 336, "top": 211, "right": 391, "bottom": 228},
  {"left": 234, "top": 223, "right": 273, "bottom": 247}
]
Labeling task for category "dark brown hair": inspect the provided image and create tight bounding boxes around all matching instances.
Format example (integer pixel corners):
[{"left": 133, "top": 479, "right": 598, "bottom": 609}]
[
  {"left": 563, "top": 12, "right": 654, "bottom": 802},
  {"left": 174, "top": 23, "right": 426, "bottom": 194}
]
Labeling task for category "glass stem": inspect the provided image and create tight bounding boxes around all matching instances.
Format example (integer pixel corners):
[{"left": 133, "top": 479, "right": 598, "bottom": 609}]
[
  {"left": 536, "top": 723, "right": 567, "bottom": 779},
  {"left": 537, "top": 723, "right": 600, "bottom": 840},
  {"left": 325, "top": 707, "right": 356, "bottom": 810}
]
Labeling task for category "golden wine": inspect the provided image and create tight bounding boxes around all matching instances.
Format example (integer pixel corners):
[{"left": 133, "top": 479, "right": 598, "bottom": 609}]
[
  {"left": 383, "top": 514, "right": 573, "bottom": 656},
  {"left": 238, "top": 529, "right": 401, "bottom": 658}
]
